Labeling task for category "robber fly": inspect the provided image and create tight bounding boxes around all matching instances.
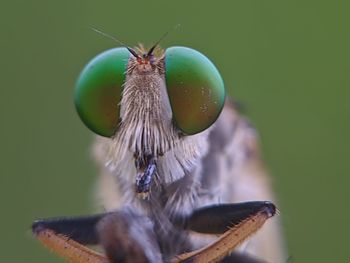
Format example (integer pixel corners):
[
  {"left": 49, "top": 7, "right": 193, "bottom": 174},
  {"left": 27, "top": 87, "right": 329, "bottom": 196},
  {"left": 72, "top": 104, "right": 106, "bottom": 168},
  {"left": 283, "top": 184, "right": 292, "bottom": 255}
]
[{"left": 32, "top": 38, "right": 286, "bottom": 263}]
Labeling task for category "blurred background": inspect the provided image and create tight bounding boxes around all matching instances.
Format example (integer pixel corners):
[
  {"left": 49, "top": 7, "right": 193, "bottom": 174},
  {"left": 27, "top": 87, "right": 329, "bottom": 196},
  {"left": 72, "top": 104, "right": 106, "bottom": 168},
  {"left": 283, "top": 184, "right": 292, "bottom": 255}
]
[{"left": 1, "top": 0, "right": 349, "bottom": 262}]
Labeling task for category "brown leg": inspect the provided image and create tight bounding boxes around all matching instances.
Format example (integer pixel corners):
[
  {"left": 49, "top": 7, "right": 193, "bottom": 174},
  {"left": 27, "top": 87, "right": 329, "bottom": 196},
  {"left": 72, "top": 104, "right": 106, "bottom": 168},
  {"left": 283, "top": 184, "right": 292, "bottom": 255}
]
[
  {"left": 32, "top": 210, "right": 163, "bottom": 263},
  {"left": 173, "top": 202, "right": 276, "bottom": 263},
  {"left": 32, "top": 202, "right": 276, "bottom": 263},
  {"left": 33, "top": 228, "right": 105, "bottom": 263}
]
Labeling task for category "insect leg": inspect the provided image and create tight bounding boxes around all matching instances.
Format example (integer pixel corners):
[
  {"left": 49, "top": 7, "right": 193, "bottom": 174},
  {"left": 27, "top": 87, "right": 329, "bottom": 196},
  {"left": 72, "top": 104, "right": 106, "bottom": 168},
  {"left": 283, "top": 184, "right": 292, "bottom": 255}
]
[
  {"left": 32, "top": 214, "right": 107, "bottom": 263},
  {"left": 32, "top": 210, "right": 163, "bottom": 263},
  {"left": 32, "top": 213, "right": 105, "bottom": 245},
  {"left": 173, "top": 201, "right": 276, "bottom": 263},
  {"left": 185, "top": 201, "right": 275, "bottom": 234}
]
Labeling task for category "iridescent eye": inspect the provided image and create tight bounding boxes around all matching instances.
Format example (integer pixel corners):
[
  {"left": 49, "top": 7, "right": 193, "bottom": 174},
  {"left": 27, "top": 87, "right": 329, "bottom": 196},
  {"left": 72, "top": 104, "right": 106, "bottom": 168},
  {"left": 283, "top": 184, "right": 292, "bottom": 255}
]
[
  {"left": 74, "top": 48, "right": 129, "bottom": 137},
  {"left": 165, "top": 46, "right": 225, "bottom": 135}
]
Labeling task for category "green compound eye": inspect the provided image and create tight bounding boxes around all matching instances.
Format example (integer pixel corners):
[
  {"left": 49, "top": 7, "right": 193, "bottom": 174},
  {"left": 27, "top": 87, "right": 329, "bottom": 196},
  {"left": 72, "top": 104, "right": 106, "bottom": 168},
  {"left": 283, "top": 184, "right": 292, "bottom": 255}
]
[
  {"left": 165, "top": 46, "right": 226, "bottom": 135},
  {"left": 74, "top": 48, "right": 129, "bottom": 137}
]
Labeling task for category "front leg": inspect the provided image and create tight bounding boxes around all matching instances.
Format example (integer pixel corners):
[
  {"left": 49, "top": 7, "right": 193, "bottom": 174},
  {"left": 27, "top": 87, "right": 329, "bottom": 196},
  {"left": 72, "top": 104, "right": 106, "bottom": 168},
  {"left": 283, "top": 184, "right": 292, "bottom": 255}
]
[
  {"left": 32, "top": 214, "right": 106, "bottom": 263},
  {"left": 184, "top": 201, "right": 276, "bottom": 234},
  {"left": 32, "top": 202, "right": 276, "bottom": 263},
  {"left": 174, "top": 201, "right": 276, "bottom": 263},
  {"left": 32, "top": 213, "right": 104, "bottom": 245},
  {"left": 32, "top": 209, "right": 162, "bottom": 263}
]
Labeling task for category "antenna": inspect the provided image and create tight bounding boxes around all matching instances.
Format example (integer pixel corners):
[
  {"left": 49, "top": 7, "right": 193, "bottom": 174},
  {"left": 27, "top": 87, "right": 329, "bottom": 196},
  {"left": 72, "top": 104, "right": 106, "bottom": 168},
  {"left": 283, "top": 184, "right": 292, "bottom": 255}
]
[
  {"left": 147, "top": 24, "right": 181, "bottom": 56},
  {"left": 91, "top": 27, "right": 139, "bottom": 58}
]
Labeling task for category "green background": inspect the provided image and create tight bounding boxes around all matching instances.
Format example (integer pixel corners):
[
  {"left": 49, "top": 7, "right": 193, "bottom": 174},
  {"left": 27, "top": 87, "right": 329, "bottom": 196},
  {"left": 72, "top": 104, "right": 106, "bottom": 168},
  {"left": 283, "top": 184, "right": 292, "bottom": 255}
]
[{"left": 1, "top": 1, "right": 349, "bottom": 262}]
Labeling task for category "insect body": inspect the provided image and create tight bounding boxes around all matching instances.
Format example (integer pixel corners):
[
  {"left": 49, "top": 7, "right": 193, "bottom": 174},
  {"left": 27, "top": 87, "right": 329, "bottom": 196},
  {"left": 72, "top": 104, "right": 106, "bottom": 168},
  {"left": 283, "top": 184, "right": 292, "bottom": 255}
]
[{"left": 32, "top": 44, "right": 285, "bottom": 263}]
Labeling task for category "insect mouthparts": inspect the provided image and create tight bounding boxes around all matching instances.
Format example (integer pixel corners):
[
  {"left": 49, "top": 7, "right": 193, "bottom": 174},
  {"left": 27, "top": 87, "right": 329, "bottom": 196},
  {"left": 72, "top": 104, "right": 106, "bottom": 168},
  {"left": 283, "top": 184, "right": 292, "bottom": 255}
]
[{"left": 135, "top": 155, "right": 157, "bottom": 196}]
